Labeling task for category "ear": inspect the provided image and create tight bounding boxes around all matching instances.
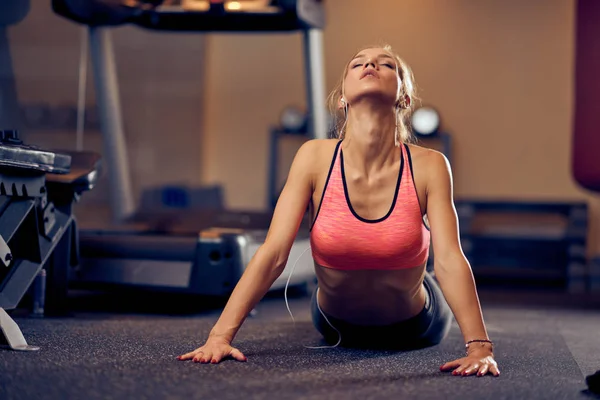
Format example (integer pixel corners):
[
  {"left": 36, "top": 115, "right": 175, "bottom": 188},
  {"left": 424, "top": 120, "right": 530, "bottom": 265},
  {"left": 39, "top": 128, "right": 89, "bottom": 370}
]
[
  {"left": 397, "top": 95, "right": 411, "bottom": 109},
  {"left": 338, "top": 97, "right": 346, "bottom": 110}
]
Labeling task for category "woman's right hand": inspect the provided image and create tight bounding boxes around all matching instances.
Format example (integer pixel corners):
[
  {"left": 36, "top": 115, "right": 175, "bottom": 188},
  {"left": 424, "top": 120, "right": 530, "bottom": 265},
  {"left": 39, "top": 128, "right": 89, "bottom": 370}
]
[{"left": 177, "top": 337, "right": 247, "bottom": 364}]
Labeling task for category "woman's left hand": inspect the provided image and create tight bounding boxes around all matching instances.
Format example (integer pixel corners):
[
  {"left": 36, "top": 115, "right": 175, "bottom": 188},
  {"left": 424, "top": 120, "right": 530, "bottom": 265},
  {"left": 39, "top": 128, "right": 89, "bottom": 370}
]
[{"left": 440, "top": 350, "right": 500, "bottom": 377}]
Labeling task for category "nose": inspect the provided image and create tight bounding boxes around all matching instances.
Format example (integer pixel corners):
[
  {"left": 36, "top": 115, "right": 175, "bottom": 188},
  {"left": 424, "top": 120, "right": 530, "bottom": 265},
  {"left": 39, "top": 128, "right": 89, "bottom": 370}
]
[{"left": 364, "top": 59, "right": 378, "bottom": 70}]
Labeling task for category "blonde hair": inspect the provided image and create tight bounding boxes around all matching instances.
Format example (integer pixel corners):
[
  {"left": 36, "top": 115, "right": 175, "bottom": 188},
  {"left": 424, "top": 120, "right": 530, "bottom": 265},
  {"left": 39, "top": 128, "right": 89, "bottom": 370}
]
[{"left": 327, "top": 44, "right": 419, "bottom": 145}]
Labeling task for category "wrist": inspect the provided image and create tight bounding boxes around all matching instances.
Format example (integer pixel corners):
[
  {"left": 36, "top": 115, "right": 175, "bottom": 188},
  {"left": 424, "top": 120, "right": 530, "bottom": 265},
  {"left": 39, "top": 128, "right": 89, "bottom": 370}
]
[
  {"left": 467, "top": 346, "right": 494, "bottom": 357},
  {"left": 465, "top": 339, "right": 494, "bottom": 357},
  {"left": 208, "top": 330, "right": 234, "bottom": 343}
]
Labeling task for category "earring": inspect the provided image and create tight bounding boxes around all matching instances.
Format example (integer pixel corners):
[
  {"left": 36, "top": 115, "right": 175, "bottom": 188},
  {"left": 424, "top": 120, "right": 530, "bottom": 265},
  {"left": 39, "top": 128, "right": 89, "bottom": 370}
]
[{"left": 398, "top": 96, "right": 410, "bottom": 109}]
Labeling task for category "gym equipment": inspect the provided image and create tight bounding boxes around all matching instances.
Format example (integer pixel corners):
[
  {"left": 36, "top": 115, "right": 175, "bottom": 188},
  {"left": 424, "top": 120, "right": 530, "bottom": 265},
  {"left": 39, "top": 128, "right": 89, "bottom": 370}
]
[
  {"left": 0, "top": 130, "right": 101, "bottom": 350},
  {"left": 52, "top": 0, "right": 325, "bottom": 296},
  {"left": 267, "top": 106, "right": 311, "bottom": 209},
  {"left": 455, "top": 200, "right": 588, "bottom": 291}
]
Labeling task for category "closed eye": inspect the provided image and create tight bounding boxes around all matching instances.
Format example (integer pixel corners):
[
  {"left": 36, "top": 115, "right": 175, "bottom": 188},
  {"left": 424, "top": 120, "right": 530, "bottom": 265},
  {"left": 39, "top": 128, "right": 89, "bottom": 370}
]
[{"left": 351, "top": 63, "right": 363, "bottom": 69}]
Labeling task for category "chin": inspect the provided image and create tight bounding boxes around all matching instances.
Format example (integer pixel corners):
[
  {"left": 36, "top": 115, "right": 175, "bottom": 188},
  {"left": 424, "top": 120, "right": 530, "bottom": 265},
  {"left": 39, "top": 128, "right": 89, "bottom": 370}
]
[{"left": 351, "top": 91, "right": 397, "bottom": 106}]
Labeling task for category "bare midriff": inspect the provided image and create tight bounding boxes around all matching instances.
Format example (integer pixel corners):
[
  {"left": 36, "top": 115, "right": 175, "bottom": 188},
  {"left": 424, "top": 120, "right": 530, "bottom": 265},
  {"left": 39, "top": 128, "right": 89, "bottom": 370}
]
[{"left": 313, "top": 262, "right": 428, "bottom": 325}]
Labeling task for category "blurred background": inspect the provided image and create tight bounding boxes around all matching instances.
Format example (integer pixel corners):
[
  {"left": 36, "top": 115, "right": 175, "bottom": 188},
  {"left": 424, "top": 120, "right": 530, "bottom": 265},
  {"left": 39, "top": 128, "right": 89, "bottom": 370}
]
[
  {"left": 2, "top": 2, "right": 600, "bottom": 397},
  {"left": 2, "top": 0, "right": 599, "bottom": 295}
]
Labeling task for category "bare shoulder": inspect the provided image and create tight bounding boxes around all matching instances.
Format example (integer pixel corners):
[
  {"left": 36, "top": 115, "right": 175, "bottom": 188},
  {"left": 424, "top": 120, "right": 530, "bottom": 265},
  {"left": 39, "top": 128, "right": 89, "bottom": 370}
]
[
  {"left": 299, "top": 138, "right": 339, "bottom": 153},
  {"left": 407, "top": 142, "right": 449, "bottom": 166},
  {"left": 405, "top": 143, "right": 452, "bottom": 185},
  {"left": 296, "top": 138, "right": 339, "bottom": 167},
  {"left": 290, "top": 139, "right": 339, "bottom": 184}
]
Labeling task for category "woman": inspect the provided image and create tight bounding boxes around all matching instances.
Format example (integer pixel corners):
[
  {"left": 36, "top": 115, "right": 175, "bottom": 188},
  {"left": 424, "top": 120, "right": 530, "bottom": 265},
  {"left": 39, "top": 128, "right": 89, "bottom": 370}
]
[{"left": 179, "top": 45, "right": 500, "bottom": 377}]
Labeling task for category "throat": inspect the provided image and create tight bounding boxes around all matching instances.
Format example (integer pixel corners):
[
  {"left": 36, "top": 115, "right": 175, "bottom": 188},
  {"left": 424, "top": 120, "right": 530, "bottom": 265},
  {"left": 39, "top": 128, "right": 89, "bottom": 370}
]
[{"left": 343, "top": 103, "right": 397, "bottom": 165}]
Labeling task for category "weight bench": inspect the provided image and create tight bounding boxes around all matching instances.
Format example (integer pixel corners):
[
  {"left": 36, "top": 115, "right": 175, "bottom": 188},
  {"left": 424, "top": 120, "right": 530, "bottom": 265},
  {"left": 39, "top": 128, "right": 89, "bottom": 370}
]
[{"left": 0, "top": 130, "right": 101, "bottom": 351}]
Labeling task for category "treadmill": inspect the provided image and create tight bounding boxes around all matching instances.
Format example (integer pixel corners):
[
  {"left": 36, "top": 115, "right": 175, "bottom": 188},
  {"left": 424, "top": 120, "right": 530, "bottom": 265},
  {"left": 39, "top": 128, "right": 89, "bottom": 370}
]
[{"left": 51, "top": 0, "right": 327, "bottom": 296}]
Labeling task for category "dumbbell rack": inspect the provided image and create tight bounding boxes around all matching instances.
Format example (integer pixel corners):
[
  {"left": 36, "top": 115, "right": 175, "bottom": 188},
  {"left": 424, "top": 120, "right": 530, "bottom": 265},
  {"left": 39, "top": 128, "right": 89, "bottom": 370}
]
[{"left": 0, "top": 130, "right": 77, "bottom": 351}]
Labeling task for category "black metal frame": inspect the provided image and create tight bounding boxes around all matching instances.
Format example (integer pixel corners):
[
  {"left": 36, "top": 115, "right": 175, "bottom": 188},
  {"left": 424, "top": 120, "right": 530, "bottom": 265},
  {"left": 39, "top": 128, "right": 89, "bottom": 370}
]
[{"left": 0, "top": 167, "right": 79, "bottom": 351}]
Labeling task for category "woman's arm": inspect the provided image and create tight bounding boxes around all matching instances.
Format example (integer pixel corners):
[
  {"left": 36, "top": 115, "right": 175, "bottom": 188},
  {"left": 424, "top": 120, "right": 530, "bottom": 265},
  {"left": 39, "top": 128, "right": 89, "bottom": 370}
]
[
  {"left": 209, "top": 140, "right": 318, "bottom": 341},
  {"left": 179, "top": 140, "right": 318, "bottom": 362},
  {"left": 424, "top": 150, "right": 499, "bottom": 376}
]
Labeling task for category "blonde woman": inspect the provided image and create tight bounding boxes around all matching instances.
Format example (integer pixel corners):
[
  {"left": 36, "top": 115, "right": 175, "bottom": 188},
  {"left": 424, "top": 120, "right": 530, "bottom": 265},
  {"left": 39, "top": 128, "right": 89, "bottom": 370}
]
[{"left": 179, "top": 45, "right": 500, "bottom": 377}]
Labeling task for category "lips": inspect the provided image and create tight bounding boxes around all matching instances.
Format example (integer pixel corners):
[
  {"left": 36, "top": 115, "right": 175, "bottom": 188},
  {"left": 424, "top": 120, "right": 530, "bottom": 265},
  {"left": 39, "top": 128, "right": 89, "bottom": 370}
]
[{"left": 360, "top": 69, "right": 379, "bottom": 79}]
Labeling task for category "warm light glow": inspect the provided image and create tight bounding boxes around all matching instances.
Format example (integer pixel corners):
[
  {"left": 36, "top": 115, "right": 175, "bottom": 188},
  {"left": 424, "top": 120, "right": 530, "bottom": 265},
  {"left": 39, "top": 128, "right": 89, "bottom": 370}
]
[
  {"left": 226, "top": 1, "right": 242, "bottom": 10},
  {"left": 181, "top": 0, "right": 210, "bottom": 11},
  {"left": 226, "top": 0, "right": 272, "bottom": 12},
  {"left": 181, "top": 0, "right": 274, "bottom": 12}
]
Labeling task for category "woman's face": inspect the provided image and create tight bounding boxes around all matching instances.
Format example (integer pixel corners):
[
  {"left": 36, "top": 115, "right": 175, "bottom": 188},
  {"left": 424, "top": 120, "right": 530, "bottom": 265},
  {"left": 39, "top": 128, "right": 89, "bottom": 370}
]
[{"left": 342, "top": 47, "right": 401, "bottom": 108}]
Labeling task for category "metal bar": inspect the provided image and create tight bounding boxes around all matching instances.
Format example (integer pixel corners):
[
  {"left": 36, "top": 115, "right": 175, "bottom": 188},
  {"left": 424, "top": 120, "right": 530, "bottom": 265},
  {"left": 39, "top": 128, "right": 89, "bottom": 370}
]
[
  {"left": 0, "top": 199, "right": 35, "bottom": 241},
  {"left": 88, "top": 27, "right": 135, "bottom": 222},
  {"left": 302, "top": 29, "right": 328, "bottom": 140},
  {"left": 76, "top": 27, "right": 89, "bottom": 151},
  {"left": 0, "top": 231, "right": 11, "bottom": 268},
  {"left": 44, "top": 221, "right": 72, "bottom": 316},
  {"left": 0, "top": 307, "right": 39, "bottom": 351},
  {"left": 80, "top": 232, "right": 198, "bottom": 261}
]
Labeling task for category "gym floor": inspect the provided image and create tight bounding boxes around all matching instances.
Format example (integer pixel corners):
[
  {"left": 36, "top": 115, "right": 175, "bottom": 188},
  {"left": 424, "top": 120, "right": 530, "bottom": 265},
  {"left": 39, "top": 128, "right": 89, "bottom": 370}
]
[{"left": 2, "top": 287, "right": 600, "bottom": 400}]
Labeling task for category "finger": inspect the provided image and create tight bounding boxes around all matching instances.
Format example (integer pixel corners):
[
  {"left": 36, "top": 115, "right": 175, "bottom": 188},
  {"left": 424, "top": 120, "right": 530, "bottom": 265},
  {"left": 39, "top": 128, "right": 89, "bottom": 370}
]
[
  {"left": 477, "top": 364, "right": 490, "bottom": 377},
  {"left": 440, "top": 359, "right": 463, "bottom": 371},
  {"left": 194, "top": 350, "right": 212, "bottom": 363},
  {"left": 211, "top": 349, "right": 229, "bottom": 364},
  {"left": 490, "top": 364, "right": 501, "bottom": 377},
  {"left": 230, "top": 348, "right": 247, "bottom": 362},
  {"left": 463, "top": 364, "right": 480, "bottom": 376},
  {"left": 453, "top": 364, "right": 469, "bottom": 376},
  {"left": 178, "top": 350, "right": 202, "bottom": 361}
]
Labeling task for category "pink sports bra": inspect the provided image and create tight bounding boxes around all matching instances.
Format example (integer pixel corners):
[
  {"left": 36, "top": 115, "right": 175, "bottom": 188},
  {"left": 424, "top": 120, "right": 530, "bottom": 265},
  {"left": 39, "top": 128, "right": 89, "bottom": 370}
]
[{"left": 310, "top": 140, "right": 431, "bottom": 270}]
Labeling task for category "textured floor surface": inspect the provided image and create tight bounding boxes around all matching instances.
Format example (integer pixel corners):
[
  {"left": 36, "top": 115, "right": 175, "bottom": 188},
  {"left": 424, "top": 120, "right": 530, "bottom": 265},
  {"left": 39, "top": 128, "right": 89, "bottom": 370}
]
[{"left": 1, "top": 290, "right": 600, "bottom": 400}]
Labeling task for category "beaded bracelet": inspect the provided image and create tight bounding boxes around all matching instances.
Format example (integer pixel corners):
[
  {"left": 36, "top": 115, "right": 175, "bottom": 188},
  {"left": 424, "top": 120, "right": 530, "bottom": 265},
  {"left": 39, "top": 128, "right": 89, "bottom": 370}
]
[{"left": 465, "top": 339, "right": 494, "bottom": 356}]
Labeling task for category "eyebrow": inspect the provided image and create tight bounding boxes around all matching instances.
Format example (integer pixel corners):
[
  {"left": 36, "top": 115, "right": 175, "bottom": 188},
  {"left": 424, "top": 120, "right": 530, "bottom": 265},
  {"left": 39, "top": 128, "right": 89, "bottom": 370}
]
[{"left": 351, "top": 54, "right": 395, "bottom": 62}]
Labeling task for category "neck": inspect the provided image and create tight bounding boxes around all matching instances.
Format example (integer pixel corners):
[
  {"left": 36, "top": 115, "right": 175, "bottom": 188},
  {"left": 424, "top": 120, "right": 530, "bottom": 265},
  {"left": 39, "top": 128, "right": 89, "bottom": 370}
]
[{"left": 343, "top": 102, "right": 398, "bottom": 175}]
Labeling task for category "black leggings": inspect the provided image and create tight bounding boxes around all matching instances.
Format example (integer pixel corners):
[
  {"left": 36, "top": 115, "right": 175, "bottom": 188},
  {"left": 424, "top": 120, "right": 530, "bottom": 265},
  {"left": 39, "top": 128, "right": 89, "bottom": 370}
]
[{"left": 310, "top": 272, "right": 452, "bottom": 350}]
